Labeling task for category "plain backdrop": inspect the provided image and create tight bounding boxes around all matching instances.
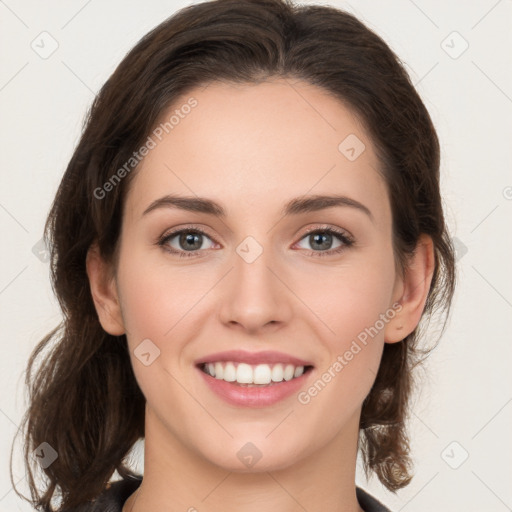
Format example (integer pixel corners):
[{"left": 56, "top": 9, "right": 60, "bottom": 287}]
[{"left": 1, "top": 1, "right": 511, "bottom": 511}]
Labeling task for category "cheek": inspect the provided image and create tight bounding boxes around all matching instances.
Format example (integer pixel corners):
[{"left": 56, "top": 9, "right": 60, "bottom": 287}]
[
  {"left": 293, "top": 251, "right": 395, "bottom": 405},
  {"left": 294, "top": 249, "right": 396, "bottom": 345},
  {"left": 115, "top": 246, "right": 206, "bottom": 405},
  {"left": 116, "top": 243, "right": 206, "bottom": 341}
]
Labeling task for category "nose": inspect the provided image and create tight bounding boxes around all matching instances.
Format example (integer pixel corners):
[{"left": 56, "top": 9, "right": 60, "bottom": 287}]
[{"left": 218, "top": 243, "right": 293, "bottom": 334}]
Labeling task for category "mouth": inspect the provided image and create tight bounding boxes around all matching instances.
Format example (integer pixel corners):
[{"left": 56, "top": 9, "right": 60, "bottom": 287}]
[
  {"left": 194, "top": 351, "right": 316, "bottom": 407},
  {"left": 197, "top": 361, "right": 315, "bottom": 386},
  {"left": 196, "top": 354, "right": 315, "bottom": 408}
]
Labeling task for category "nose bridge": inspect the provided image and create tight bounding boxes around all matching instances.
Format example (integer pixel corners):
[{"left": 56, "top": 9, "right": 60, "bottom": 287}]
[{"left": 218, "top": 233, "right": 291, "bottom": 330}]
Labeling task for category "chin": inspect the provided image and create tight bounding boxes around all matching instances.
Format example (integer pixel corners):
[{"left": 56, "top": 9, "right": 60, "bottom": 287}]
[{"left": 195, "top": 435, "right": 307, "bottom": 474}]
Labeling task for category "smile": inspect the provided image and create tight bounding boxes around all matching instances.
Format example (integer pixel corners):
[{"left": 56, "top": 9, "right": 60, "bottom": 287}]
[
  {"left": 200, "top": 361, "right": 313, "bottom": 386},
  {"left": 195, "top": 362, "right": 314, "bottom": 408}
]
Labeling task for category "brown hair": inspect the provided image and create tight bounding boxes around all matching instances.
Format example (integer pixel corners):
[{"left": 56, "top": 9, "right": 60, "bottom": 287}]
[{"left": 11, "top": 0, "right": 456, "bottom": 509}]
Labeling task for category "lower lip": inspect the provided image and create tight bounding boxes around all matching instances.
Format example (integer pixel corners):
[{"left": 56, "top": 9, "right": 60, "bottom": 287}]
[{"left": 196, "top": 366, "right": 313, "bottom": 408}]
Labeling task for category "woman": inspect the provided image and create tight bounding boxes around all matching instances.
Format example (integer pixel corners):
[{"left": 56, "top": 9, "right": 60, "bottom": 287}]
[{"left": 11, "top": 0, "right": 455, "bottom": 511}]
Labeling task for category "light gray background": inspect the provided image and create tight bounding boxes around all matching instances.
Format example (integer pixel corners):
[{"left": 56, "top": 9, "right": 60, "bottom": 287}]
[{"left": 1, "top": 1, "right": 511, "bottom": 511}]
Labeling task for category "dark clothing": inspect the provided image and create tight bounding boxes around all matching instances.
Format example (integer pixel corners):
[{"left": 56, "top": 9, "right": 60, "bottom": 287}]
[{"left": 67, "top": 475, "right": 392, "bottom": 512}]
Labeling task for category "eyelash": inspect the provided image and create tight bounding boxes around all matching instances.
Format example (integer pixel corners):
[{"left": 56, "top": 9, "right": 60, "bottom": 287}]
[{"left": 157, "top": 224, "right": 355, "bottom": 259}]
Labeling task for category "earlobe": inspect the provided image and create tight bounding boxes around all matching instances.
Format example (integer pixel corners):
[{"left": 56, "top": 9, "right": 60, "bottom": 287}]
[
  {"left": 85, "top": 242, "right": 125, "bottom": 336},
  {"left": 384, "top": 234, "right": 435, "bottom": 344}
]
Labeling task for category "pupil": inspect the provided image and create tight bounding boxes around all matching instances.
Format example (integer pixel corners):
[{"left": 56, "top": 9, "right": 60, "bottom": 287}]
[
  {"left": 181, "top": 232, "right": 201, "bottom": 250},
  {"left": 312, "top": 233, "right": 331, "bottom": 250}
]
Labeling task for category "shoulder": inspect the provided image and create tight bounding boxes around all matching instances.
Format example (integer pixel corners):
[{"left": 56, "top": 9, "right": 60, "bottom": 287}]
[
  {"left": 356, "top": 486, "right": 393, "bottom": 512},
  {"left": 62, "top": 476, "right": 143, "bottom": 512}
]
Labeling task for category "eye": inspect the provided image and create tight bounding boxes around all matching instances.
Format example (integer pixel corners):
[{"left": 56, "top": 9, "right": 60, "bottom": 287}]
[
  {"left": 157, "top": 225, "right": 354, "bottom": 259},
  {"left": 294, "top": 227, "right": 354, "bottom": 257},
  {"left": 158, "top": 227, "right": 216, "bottom": 258}
]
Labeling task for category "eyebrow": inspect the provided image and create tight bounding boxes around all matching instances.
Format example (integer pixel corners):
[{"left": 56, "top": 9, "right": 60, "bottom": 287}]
[{"left": 142, "top": 193, "right": 374, "bottom": 222}]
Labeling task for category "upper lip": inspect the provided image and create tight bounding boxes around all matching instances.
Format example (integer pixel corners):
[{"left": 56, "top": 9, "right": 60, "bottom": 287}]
[{"left": 195, "top": 350, "right": 313, "bottom": 367}]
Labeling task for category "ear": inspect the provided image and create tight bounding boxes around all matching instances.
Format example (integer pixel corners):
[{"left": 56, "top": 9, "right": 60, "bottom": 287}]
[
  {"left": 384, "top": 234, "right": 435, "bottom": 343},
  {"left": 85, "top": 242, "right": 125, "bottom": 336}
]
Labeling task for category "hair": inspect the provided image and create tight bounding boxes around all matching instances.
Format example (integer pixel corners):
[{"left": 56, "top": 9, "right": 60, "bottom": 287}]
[{"left": 11, "top": 0, "right": 456, "bottom": 510}]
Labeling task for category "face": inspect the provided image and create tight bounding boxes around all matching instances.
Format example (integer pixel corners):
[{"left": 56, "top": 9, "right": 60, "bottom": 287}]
[{"left": 101, "top": 78, "right": 407, "bottom": 472}]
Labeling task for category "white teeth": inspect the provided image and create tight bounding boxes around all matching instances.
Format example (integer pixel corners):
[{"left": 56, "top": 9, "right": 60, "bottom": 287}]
[
  {"left": 223, "top": 362, "right": 236, "bottom": 382},
  {"left": 283, "top": 364, "right": 295, "bottom": 381},
  {"left": 294, "top": 366, "right": 304, "bottom": 378},
  {"left": 236, "top": 363, "right": 253, "bottom": 384},
  {"left": 271, "top": 364, "right": 284, "bottom": 382},
  {"left": 214, "top": 362, "right": 224, "bottom": 380},
  {"left": 253, "top": 364, "right": 272, "bottom": 385},
  {"left": 203, "top": 361, "right": 308, "bottom": 385}
]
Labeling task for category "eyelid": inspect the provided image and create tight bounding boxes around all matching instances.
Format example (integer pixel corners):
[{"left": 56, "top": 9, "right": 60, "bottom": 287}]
[
  {"left": 298, "top": 224, "right": 354, "bottom": 242},
  {"left": 158, "top": 223, "right": 353, "bottom": 242},
  {"left": 158, "top": 223, "right": 218, "bottom": 241}
]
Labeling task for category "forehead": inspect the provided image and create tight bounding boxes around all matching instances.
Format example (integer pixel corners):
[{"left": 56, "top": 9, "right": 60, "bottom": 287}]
[{"left": 124, "top": 78, "right": 389, "bottom": 224}]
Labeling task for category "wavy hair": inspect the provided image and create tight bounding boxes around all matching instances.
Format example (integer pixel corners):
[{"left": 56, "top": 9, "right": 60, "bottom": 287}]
[{"left": 11, "top": 0, "right": 456, "bottom": 510}]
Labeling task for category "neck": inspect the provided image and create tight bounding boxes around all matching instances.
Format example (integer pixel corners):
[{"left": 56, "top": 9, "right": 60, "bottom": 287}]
[{"left": 124, "top": 406, "right": 365, "bottom": 512}]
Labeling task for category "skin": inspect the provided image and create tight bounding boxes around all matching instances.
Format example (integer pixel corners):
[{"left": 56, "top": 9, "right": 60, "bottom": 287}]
[{"left": 87, "top": 78, "right": 434, "bottom": 512}]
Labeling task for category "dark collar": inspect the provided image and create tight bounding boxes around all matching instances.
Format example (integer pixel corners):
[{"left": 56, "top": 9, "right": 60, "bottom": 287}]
[{"left": 81, "top": 475, "right": 391, "bottom": 512}]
